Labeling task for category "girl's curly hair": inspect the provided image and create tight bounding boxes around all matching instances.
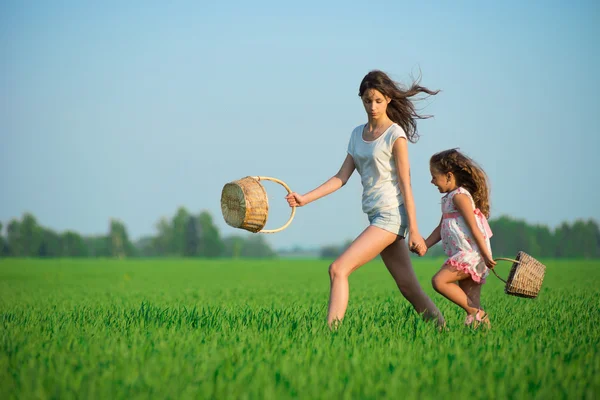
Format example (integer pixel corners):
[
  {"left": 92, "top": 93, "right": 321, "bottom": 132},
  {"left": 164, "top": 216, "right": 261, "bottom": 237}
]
[{"left": 430, "top": 149, "right": 491, "bottom": 218}]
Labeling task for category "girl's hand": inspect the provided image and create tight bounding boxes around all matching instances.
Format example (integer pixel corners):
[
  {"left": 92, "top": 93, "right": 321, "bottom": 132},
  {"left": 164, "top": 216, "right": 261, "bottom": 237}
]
[
  {"left": 285, "top": 192, "right": 307, "bottom": 207},
  {"left": 483, "top": 252, "right": 497, "bottom": 269},
  {"left": 409, "top": 231, "right": 427, "bottom": 256}
]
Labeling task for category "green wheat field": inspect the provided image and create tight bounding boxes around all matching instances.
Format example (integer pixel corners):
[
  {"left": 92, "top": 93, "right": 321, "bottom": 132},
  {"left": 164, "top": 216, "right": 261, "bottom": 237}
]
[{"left": 1, "top": 258, "right": 599, "bottom": 399}]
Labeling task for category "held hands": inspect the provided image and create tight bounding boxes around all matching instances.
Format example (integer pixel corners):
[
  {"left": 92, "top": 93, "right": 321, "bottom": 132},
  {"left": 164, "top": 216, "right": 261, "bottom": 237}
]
[
  {"left": 285, "top": 192, "right": 307, "bottom": 207},
  {"left": 409, "top": 231, "right": 427, "bottom": 257}
]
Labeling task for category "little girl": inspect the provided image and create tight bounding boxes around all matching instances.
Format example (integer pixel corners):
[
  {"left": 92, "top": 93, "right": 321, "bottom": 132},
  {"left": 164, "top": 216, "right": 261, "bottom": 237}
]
[{"left": 424, "top": 149, "right": 496, "bottom": 328}]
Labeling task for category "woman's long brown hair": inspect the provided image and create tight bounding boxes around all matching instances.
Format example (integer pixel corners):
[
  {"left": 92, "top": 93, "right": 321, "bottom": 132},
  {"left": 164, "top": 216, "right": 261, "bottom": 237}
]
[{"left": 359, "top": 70, "right": 439, "bottom": 143}]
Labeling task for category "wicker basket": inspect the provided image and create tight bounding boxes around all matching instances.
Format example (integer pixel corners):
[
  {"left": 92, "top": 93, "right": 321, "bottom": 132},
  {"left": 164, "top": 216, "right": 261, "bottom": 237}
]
[
  {"left": 220, "top": 176, "right": 296, "bottom": 234},
  {"left": 491, "top": 251, "right": 546, "bottom": 298}
]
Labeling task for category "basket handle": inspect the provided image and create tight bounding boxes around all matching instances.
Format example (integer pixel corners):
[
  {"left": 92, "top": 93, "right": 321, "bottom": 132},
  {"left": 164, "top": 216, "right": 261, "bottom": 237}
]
[
  {"left": 490, "top": 257, "right": 520, "bottom": 284},
  {"left": 253, "top": 176, "right": 296, "bottom": 234}
]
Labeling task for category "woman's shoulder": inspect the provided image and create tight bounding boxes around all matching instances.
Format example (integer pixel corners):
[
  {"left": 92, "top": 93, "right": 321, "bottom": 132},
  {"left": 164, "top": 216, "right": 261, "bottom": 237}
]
[
  {"left": 352, "top": 123, "right": 366, "bottom": 133},
  {"left": 384, "top": 123, "right": 407, "bottom": 146},
  {"left": 349, "top": 124, "right": 366, "bottom": 140},
  {"left": 388, "top": 123, "right": 407, "bottom": 138}
]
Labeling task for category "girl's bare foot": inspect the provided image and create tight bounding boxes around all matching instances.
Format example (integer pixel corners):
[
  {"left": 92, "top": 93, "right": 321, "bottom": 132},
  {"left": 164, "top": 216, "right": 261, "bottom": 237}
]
[
  {"left": 464, "top": 313, "right": 475, "bottom": 326},
  {"left": 473, "top": 309, "right": 491, "bottom": 330}
]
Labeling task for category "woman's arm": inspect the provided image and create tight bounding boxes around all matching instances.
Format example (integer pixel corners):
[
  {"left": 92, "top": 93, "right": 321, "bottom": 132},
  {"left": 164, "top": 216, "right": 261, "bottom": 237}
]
[
  {"left": 453, "top": 194, "right": 497, "bottom": 268},
  {"left": 392, "top": 138, "right": 426, "bottom": 254},
  {"left": 286, "top": 154, "right": 355, "bottom": 207},
  {"left": 424, "top": 217, "right": 443, "bottom": 248}
]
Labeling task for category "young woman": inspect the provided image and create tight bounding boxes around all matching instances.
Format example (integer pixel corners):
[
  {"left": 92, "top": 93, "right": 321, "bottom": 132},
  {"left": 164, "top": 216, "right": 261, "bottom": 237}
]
[{"left": 286, "top": 70, "right": 445, "bottom": 328}]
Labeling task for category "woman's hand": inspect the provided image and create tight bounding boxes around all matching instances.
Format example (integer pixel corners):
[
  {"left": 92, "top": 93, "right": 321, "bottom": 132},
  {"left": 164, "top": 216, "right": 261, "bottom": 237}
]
[
  {"left": 409, "top": 231, "right": 427, "bottom": 256},
  {"left": 285, "top": 192, "right": 307, "bottom": 207}
]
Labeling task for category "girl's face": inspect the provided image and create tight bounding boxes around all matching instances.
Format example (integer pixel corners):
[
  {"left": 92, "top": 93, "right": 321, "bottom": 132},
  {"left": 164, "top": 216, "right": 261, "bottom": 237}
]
[
  {"left": 361, "top": 89, "right": 391, "bottom": 120},
  {"left": 430, "top": 165, "right": 456, "bottom": 193}
]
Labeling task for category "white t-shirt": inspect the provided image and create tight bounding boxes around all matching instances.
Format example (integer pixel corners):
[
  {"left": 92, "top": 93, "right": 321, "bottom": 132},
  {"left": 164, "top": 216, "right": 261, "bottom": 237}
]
[{"left": 347, "top": 123, "right": 407, "bottom": 214}]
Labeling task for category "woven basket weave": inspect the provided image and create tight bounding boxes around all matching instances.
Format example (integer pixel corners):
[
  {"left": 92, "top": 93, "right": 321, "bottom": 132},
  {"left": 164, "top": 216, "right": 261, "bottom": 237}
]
[
  {"left": 492, "top": 251, "right": 546, "bottom": 298},
  {"left": 220, "top": 176, "right": 296, "bottom": 234}
]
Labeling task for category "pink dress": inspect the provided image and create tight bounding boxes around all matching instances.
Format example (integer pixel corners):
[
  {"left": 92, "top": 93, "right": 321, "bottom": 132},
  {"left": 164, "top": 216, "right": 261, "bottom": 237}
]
[{"left": 440, "top": 187, "right": 493, "bottom": 283}]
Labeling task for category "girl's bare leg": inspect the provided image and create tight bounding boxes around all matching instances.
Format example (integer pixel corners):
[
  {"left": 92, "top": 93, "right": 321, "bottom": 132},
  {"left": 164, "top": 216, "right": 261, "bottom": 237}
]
[
  {"left": 458, "top": 279, "right": 490, "bottom": 328},
  {"left": 431, "top": 267, "right": 480, "bottom": 315},
  {"left": 380, "top": 237, "right": 445, "bottom": 326},
  {"left": 327, "top": 226, "right": 397, "bottom": 327},
  {"left": 458, "top": 278, "right": 482, "bottom": 310}
]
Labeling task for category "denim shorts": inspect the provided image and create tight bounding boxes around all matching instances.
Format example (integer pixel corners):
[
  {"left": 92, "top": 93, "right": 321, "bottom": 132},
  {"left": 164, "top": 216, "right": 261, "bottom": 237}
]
[{"left": 367, "top": 205, "right": 409, "bottom": 237}]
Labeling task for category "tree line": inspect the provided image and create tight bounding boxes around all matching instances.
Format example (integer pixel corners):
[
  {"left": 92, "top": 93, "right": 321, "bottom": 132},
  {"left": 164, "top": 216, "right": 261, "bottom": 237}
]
[
  {"left": 0, "top": 208, "right": 275, "bottom": 259},
  {"left": 0, "top": 211, "right": 598, "bottom": 259},
  {"left": 320, "top": 216, "right": 600, "bottom": 259}
]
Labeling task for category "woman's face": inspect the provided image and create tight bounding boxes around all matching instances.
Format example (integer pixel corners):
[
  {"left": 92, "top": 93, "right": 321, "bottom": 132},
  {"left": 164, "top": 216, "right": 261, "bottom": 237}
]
[{"left": 361, "top": 89, "right": 391, "bottom": 120}]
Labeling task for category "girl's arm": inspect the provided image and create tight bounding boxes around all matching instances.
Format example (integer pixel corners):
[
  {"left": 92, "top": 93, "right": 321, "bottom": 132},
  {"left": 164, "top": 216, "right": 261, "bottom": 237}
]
[
  {"left": 424, "top": 217, "right": 443, "bottom": 249},
  {"left": 453, "top": 194, "right": 497, "bottom": 268},
  {"left": 392, "top": 137, "right": 426, "bottom": 255},
  {"left": 285, "top": 154, "right": 355, "bottom": 207}
]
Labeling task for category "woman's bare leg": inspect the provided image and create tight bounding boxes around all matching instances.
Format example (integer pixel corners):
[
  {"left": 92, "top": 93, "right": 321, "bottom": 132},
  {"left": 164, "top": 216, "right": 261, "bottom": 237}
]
[
  {"left": 327, "top": 226, "right": 397, "bottom": 327},
  {"left": 380, "top": 237, "right": 445, "bottom": 326}
]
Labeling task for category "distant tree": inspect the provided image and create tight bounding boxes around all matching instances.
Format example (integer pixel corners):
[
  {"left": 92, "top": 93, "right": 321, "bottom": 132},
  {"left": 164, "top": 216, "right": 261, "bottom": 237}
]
[
  {"left": 6, "top": 219, "right": 22, "bottom": 256},
  {"left": 319, "top": 245, "right": 340, "bottom": 259},
  {"left": 319, "top": 239, "right": 353, "bottom": 259},
  {"left": 183, "top": 216, "right": 201, "bottom": 257},
  {"left": 108, "top": 219, "right": 134, "bottom": 258},
  {"left": 198, "top": 211, "right": 224, "bottom": 257},
  {"left": 85, "top": 235, "right": 110, "bottom": 258},
  {"left": 490, "top": 216, "right": 540, "bottom": 257},
  {"left": 532, "top": 224, "right": 555, "bottom": 258},
  {"left": 554, "top": 222, "right": 574, "bottom": 258},
  {"left": 61, "top": 231, "right": 88, "bottom": 257},
  {"left": 223, "top": 235, "right": 245, "bottom": 258},
  {"left": 556, "top": 219, "right": 600, "bottom": 259},
  {"left": 240, "top": 234, "right": 276, "bottom": 258},
  {"left": 171, "top": 207, "right": 191, "bottom": 256},
  {"left": 152, "top": 217, "right": 172, "bottom": 256},
  {"left": 38, "top": 228, "right": 61, "bottom": 257},
  {"left": 19, "top": 213, "right": 43, "bottom": 256},
  {"left": 0, "top": 222, "right": 5, "bottom": 256},
  {"left": 134, "top": 236, "right": 157, "bottom": 257},
  {"left": 594, "top": 220, "right": 600, "bottom": 258}
]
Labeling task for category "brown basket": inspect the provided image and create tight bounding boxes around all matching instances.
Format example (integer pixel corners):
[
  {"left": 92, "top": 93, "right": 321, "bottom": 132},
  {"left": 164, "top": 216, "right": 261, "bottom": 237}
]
[
  {"left": 220, "top": 176, "right": 296, "bottom": 234},
  {"left": 491, "top": 251, "right": 547, "bottom": 298}
]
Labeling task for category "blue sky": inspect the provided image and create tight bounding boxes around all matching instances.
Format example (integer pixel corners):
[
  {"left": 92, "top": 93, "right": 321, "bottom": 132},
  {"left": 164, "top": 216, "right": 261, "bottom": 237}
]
[{"left": 1, "top": 1, "right": 599, "bottom": 249}]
